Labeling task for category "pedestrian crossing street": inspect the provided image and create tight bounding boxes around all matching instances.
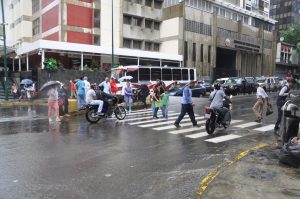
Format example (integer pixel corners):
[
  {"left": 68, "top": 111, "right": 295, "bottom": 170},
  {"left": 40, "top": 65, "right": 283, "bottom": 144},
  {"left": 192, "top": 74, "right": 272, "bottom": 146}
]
[{"left": 118, "top": 109, "right": 275, "bottom": 144}]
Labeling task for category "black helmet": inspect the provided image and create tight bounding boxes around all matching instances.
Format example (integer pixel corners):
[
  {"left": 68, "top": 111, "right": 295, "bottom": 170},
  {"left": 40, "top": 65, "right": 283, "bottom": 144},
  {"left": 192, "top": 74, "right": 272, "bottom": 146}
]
[
  {"left": 91, "top": 83, "right": 97, "bottom": 90},
  {"left": 214, "top": 83, "right": 221, "bottom": 90}
]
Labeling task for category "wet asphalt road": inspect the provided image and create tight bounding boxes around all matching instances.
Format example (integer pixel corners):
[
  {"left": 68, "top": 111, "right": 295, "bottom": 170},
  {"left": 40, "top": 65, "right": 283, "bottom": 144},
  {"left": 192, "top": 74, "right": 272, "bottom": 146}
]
[{"left": 0, "top": 94, "right": 299, "bottom": 199}]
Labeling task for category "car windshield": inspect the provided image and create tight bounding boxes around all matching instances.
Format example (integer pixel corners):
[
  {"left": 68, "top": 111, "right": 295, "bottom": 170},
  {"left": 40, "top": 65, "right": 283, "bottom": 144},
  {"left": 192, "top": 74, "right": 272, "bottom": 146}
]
[
  {"left": 245, "top": 77, "right": 254, "bottom": 83},
  {"left": 257, "top": 79, "right": 265, "bottom": 83},
  {"left": 225, "top": 79, "right": 236, "bottom": 84},
  {"left": 214, "top": 79, "right": 226, "bottom": 84},
  {"left": 235, "top": 78, "right": 244, "bottom": 84}
]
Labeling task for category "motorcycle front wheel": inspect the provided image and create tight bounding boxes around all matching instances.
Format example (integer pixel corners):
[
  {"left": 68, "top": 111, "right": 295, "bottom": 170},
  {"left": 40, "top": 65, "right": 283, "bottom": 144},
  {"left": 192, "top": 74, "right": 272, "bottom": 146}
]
[
  {"left": 86, "top": 109, "right": 101, "bottom": 123},
  {"left": 205, "top": 119, "right": 215, "bottom": 134},
  {"left": 114, "top": 106, "right": 126, "bottom": 120}
]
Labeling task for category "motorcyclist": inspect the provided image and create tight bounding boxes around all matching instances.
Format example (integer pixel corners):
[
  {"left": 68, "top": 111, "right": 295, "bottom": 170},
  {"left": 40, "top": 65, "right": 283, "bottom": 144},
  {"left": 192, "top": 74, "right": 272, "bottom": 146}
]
[
  {"left": 96, "top": 85, "right": 115, "bottom": 115},
  {"left": 209, "top": 83, "right": 232, "bottom": 127},
  {"left": 86, "top": 83, "right": 104, "bottom": 115}
]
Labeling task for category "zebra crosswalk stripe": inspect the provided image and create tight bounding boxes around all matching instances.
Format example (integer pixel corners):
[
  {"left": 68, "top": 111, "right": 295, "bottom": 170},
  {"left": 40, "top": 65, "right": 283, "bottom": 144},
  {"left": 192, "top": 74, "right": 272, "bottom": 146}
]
[
  {"left": 253, "top": 124, "right": 275, "bottom": 132},
  {"left": 233, "top": 122, "right": 258, "bottom": 128},
  {"left": 168, "top": 126, "right": 205, "bottom": 134},
  {"left": 153, "top": 120, "right": 206, "bottom": 131},
  {"left": 129, "top": 116, "right": 179, "bottom": 125},
  {"left": 205, "top": 134, "right": 242, "bottom": 143},
  {"left": 122, "top": 113, "right": 178, "bottom": 122},
  {"left": 185, "top": 132, "right": 208, "bottom": 139},
  {"left": 126, "top": 110, "right": 174, "bottom": 117},
  {"left": 139, "top": 116, "right": 204, "bottom": 128}
]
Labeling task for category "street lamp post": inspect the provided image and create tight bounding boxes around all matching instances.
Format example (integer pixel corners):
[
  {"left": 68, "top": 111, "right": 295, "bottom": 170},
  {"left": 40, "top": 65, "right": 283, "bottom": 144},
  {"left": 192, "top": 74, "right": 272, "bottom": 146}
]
[
  {"left": 112, "top": 0, "right": 114, "bottom": 70},
  {"left": 1, "top": 0, "right": 8, "bottom": 101}
]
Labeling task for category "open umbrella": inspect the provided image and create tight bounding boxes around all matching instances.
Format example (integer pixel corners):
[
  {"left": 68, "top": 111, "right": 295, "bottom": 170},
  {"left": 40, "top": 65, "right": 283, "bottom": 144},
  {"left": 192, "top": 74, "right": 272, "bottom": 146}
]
[
  {"left": 118, "top": 76, "right": 133, "bottom": 82},
  {"left": 40, "top": 81, "right": 62, "bottom": 91},
  {"left": 20, "top": 79, "right": 33, "bottom": 85}
]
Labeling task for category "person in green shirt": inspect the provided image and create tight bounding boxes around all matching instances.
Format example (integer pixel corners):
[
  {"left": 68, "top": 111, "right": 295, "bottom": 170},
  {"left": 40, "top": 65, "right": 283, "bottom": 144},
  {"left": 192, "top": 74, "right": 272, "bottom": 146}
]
[{"left": 161, "top": 89, "right": 170, "bottom": 119}]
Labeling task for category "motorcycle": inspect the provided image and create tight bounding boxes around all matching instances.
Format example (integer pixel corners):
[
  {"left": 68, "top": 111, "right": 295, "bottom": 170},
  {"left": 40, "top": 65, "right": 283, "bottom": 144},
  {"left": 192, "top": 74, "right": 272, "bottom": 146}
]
[
  {"left": 204, "top": 99, "right": 232, "bottom": 134},
  {"left": 85, "top": 96, "right": 126, "bottom": 123}
]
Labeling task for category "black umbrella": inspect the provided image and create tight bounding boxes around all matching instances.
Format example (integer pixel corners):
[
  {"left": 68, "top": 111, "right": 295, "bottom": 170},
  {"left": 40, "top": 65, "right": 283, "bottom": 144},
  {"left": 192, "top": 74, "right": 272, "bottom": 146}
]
[
  {"left": 20, "top": 79, "right": 33, "bottom": 85},
  {"left": 40, "top": 81, "right": 62, "bottom": 91}
]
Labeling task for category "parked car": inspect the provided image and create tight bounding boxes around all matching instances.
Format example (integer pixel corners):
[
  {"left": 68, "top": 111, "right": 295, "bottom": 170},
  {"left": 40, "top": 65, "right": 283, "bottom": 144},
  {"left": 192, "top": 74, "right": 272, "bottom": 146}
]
[
  {"left": 222, "top": 78, "right": 239, "bottom": 95},
  {"left": 245, "top": 77, "right": 257, "bottom": 93},
  {"left": 256, "top": 76, "right": 281, "bottom": 92},
  {"left": 171, "top": 83, "right": 206, "bottom": 97},
  {"left": 198, "top": 80, "right": 213, "bottom": 93},
  {"left": 235, "top": 77, "right": 253, "bottom": 94}
]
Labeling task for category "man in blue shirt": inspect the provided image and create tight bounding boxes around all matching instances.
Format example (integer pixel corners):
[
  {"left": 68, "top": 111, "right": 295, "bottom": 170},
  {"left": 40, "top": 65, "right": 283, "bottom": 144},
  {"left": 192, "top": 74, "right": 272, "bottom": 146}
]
[{"left": 174, "top": 81, "right": 200, "bottom": 128}]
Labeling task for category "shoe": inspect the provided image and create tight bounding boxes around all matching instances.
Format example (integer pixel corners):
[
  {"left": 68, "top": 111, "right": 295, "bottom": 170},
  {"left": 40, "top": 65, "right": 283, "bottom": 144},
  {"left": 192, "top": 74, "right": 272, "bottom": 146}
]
[
  {"left": 274, "top": 126, "right": 279, "bottom": 131},
  {"left": 64, "top": 114, "right": 70, "bottom": 117},
  {"left": 255, "top": 118, "right": 261, "bottom": 123},
  {"left": 174, "top": 123, "right": 181, "bottom": 128},
  {"left": 222, "top": 123, "right": 228, "bottom": 128},
  {"left": 49, "top": 118, "right": 52, "bottom": 122},
  {"left": 153, "top": 116, "right": 159, "bottom": 119},
  {"left": 56, "top": 118, "right": 62, "bottom": 122},
  {"left": 193, "top": 124, "right": 201, "bottom": 127}
]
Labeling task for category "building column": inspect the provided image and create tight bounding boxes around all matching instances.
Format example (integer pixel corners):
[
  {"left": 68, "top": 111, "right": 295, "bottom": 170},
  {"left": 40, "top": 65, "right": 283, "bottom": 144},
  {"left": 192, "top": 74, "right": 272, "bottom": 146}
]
[
  {"left": 41, "top": 49, "right": 45, "bottom": 69},
  {"left": 159, "top": 59, "right": 162, "bottom": 67},
  {"left": 18, "top": 57, "right": 21, "bottom": 72},
  {"left": 26, "top": 54, "right": 29, "bottom": 71},
  {"left": 12, "top": 57, "right": 15, "bottom": 72},
  {"left": 137, "top": 57, "right": 140, "bottom": 66},
  {"left": 81, "top": 52, "right": 83, "bottom": 71}
]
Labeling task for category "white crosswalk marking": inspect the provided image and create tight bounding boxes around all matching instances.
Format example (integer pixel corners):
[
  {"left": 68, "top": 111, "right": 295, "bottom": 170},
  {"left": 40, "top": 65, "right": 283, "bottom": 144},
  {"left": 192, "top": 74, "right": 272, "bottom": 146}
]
[
  {"left": 122, "top": 113, "right": 178, "bottom": 122},
  {"left": 131, "top": 109, "right": 151, "bottom": 113},
  {"left": 169, "top": 126, "right": 205, "bottom": 134},
  {"left": 153, "top": 120, "right": 206, "bottom": 131},
  {"left": 233, "top": 122, "right": 259, "bottom": 128},
  {"left": 139, "top": 116, "right": 204, "bottom": 128},
  {"left": 129, "top": 116, "right": 179, "bottom": 125},
  {"left": 127, "top": 110, "right": 154, "bottom": 116},
  {"left": 253, "top": 124, "right": 275, "bottom": 132},
  {"left": 185, "top": 132, "right": 208, "bottom": 139},
  {"left": 205, "top": 134, "right": 242, "bottom": 143},
  {"left": 126, "top": 111, "right": 175, "bottom": 117}
]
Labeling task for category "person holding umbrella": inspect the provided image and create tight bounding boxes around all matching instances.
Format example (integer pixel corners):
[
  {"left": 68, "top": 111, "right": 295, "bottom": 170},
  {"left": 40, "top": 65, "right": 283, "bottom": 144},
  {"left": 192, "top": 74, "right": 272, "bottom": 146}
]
[{"left": 47, "top": 85, "right": 61, "bottom": 122}]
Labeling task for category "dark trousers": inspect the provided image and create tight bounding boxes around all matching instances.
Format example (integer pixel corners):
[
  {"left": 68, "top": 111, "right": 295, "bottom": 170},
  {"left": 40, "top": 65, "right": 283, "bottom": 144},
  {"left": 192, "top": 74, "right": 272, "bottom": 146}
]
[
  {"left": 275, "top": 105, "right": 283, "bottom": 128},
  {"left": 175, "top": 104, "right": 197, "bottom": 125}
]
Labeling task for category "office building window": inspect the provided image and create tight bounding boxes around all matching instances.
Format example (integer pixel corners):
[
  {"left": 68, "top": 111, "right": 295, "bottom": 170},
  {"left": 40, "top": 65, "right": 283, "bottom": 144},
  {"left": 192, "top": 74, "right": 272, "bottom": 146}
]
[
  {"left": 32, "top": 18, "right": 40, "bottom": 36},
  {"left": 200, "top": 44, "right": 203, "bottom": 62},
  {"left": 133, "top": 0, "right": 142, "bottom": 4},
  {"left": 153, "top": 43, "right": 160, "bottom": 51},
  {"left": 184, "top": 41, "right": 188, "bottom": 63},
  {"left": 208, "top": 45, "right": 211, "bottom": 63},
  {"left": 94, "top": 9, "right": 100, "bottom": 28},
  {"left": 94, "top": 35, "right": 100, "bottom": 45},
  {"left": 32, "top": 0, "right": 40, "bottom": 14},
  {"left": 154, "top": 21, "right": 160, "bottom": 30},
  {"left": 145, "top": 0, "right": 152, "bottom": 7},
  {"left": 154, "top": 0, "right": 162, "bottom": 9},
  {"left": 192, "top": 43, "right": 196, "bottom": 62},
  {"left": 132, "top": 17, "right": 142, "bottom": 26},
  {"left": 145, "top": 19, "right": 152, "bottom": 29},
  {"left": 123, "top": 38, "right": 131, "bottom": 48},
  {"left": 133, "top": 40, "right": 142, "bottom": 49},
  {"left": 145, "top": 42, "right": 152, "bottom": 51},
  {"left": 123, "top": 15, "right": 131, "bottom": 25}
]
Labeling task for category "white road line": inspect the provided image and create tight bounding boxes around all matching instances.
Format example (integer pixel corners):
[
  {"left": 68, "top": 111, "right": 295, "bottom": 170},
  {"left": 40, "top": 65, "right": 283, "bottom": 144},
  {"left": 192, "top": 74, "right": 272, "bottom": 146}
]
[
  {"left": 205, "top": 134, "right": 242, "bottom": 143},
  {"left": 169, "top": 126, "right": 205, "bottom": 134},
  {"left": 153, "top": 120, "right": 206, "bottom": 131},
  {"left": 129, "top": 116, "right": 179, "bottom": 125},
  {"left": 127, "top": 110, "right": 174, "bottom": 116},
  {"left": 185, "top": 132, "right": 208, "bottom": 139},
  {"left": 131, "top": 109, "right": 152, "bottom": 113},
  {"left": 122, "top": 113, "right": 179, "bottom": 122},
  {"left": 231, "top": 120, "right": 244, "bottom": 124},
  {"left": 233, "top": 122, "right": 259, "bottom": 128},
  {"left": 139, "top": 116, "right": 204, "bottom": 128},
  {"left": 253, "top": 124, "right": 275, "bottom": 132}
]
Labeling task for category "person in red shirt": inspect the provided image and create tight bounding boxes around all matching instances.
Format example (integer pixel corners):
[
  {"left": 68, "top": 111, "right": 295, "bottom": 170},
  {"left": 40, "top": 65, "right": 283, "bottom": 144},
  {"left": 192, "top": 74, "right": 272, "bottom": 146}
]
[
  {"left": 70, "top": 80, "right": 77, "bottom": 98},
  {"left": 110, "top": 77, "right": 118, "bottom": 95}
]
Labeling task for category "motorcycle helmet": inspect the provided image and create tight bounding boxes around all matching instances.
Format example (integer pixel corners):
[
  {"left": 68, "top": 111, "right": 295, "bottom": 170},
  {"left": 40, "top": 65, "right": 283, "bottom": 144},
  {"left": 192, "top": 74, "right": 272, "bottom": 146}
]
[
  {"left": 214, "top": 83, "right": 221, "bottom": 90},
  {"left": 91, "top": 83, "right": 97, "bottom": 90}
]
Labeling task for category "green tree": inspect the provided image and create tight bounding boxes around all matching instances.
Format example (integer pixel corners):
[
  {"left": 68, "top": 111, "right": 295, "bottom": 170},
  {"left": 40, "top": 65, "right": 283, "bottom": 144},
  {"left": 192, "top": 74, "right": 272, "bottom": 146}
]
[
  {"left": 281, "top": 23, "right": 300, "bottom": 52},
  {"left": 44, "top": 58, "right": 59, "bottom": 73}
]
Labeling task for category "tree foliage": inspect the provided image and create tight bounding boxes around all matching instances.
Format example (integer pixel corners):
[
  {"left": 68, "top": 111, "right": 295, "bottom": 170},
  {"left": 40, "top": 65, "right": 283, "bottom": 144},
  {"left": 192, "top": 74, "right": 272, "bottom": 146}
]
[
  {"left": 43, "top": 58, "right": 59, "bottom": 73},
  {"left": 281, "top": 23, "right": 300, "bottom": 52}
]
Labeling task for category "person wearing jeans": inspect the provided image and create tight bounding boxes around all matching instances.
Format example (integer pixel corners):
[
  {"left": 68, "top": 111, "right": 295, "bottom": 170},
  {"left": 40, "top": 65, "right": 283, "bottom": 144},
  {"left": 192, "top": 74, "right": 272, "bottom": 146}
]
[
  {"left": 124, "top": 82, "right": 133, "bottom": 113},
  {"left": 152, "top": 84, "right": 161, "bottom": 119},
  {"left": 174, "top": 81, "right": 199, "bottom": 128},
  {"left": 75, "top": 77, "right": 86, "bottom": 110}
]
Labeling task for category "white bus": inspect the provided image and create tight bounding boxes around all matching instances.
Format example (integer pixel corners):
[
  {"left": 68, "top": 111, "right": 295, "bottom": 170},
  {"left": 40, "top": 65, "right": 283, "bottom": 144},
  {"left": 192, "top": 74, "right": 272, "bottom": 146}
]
[{"left": 111, "top": 65, "right": 197, "bottom": 88}]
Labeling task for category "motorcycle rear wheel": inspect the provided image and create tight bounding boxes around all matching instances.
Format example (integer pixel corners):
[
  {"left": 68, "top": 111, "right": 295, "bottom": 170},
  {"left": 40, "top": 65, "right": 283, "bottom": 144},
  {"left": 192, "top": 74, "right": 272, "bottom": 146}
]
[
  {"left": 86, "top": 109, "right": 101, "bottom": 123},
  {"left": 205, "top": 119, "right": 215, "bottom": 134},
  {"left": 114, "top": 106, "right": 126, "bottom": 120}
]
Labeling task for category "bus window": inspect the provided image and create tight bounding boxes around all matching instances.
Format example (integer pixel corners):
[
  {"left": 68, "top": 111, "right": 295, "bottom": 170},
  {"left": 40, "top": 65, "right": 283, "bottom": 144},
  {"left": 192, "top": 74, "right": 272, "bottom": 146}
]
[
  {"left": 151, "top": 68, "right": 162, "bottom": 81},
  {"left": 139, "top": 68, "right": 150, "bottom": 81},
  {"left": 173, "top": 69, "right": 182, "bottom": 80},
  {"left": 190, "top": 69, "right": 195, "bottom": 80},
  {"left": 182, "top": 69, "right": 188, "bottom": 80},
  {"left": 162, "top": 68, "right": 172, "bottom": 81},
  {"left": 127, "top": 69, "right": 138, "bottom": 83}
]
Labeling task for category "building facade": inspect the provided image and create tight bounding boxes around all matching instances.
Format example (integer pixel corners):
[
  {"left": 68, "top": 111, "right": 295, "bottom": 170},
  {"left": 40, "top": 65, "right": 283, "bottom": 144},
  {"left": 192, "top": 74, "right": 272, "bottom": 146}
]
[
  {"left": 6, "top": 0, "right": 276, "bottom": 81},
  {"left": 270, "top": 0, "right": 300, "bottom": 31}
]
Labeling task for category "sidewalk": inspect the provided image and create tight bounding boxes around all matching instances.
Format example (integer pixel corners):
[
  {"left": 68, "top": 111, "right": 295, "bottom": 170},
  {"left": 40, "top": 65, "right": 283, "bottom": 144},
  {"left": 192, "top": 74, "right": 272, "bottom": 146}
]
[{"left": 202, "top": 138, "right": 300, "bottom": 199}]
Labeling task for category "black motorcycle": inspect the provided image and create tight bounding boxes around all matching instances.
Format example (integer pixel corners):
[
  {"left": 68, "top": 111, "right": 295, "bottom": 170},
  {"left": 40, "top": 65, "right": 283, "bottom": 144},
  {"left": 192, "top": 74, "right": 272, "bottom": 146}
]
[
  {"left": 86, "top": 96, "right": 126, "bottom": 123},
  {"left": 204, "top": 99, "right": 232, "bottom": 134}
]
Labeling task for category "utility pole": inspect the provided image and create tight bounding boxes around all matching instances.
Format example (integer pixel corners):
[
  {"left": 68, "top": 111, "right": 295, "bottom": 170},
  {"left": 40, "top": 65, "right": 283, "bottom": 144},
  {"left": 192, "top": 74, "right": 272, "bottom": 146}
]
[
  {"left": 1, "top": 0, "right": 8, "bottom": 101},
  {"left": 112, "top": 0, "right": 114, "bottom": 70}
]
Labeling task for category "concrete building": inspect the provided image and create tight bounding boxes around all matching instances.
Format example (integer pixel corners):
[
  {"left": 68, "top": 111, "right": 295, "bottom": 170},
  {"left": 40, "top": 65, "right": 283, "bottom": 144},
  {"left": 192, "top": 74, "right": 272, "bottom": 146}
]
[
  {"left": 6, "top": 0, "right": 276, "bottom": 81},
  {"left": 162, "top": 0, "right": 276, "bottom": 79},
  {"left": 270, "top": 0, "right": 300, "bottom": 31}
]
